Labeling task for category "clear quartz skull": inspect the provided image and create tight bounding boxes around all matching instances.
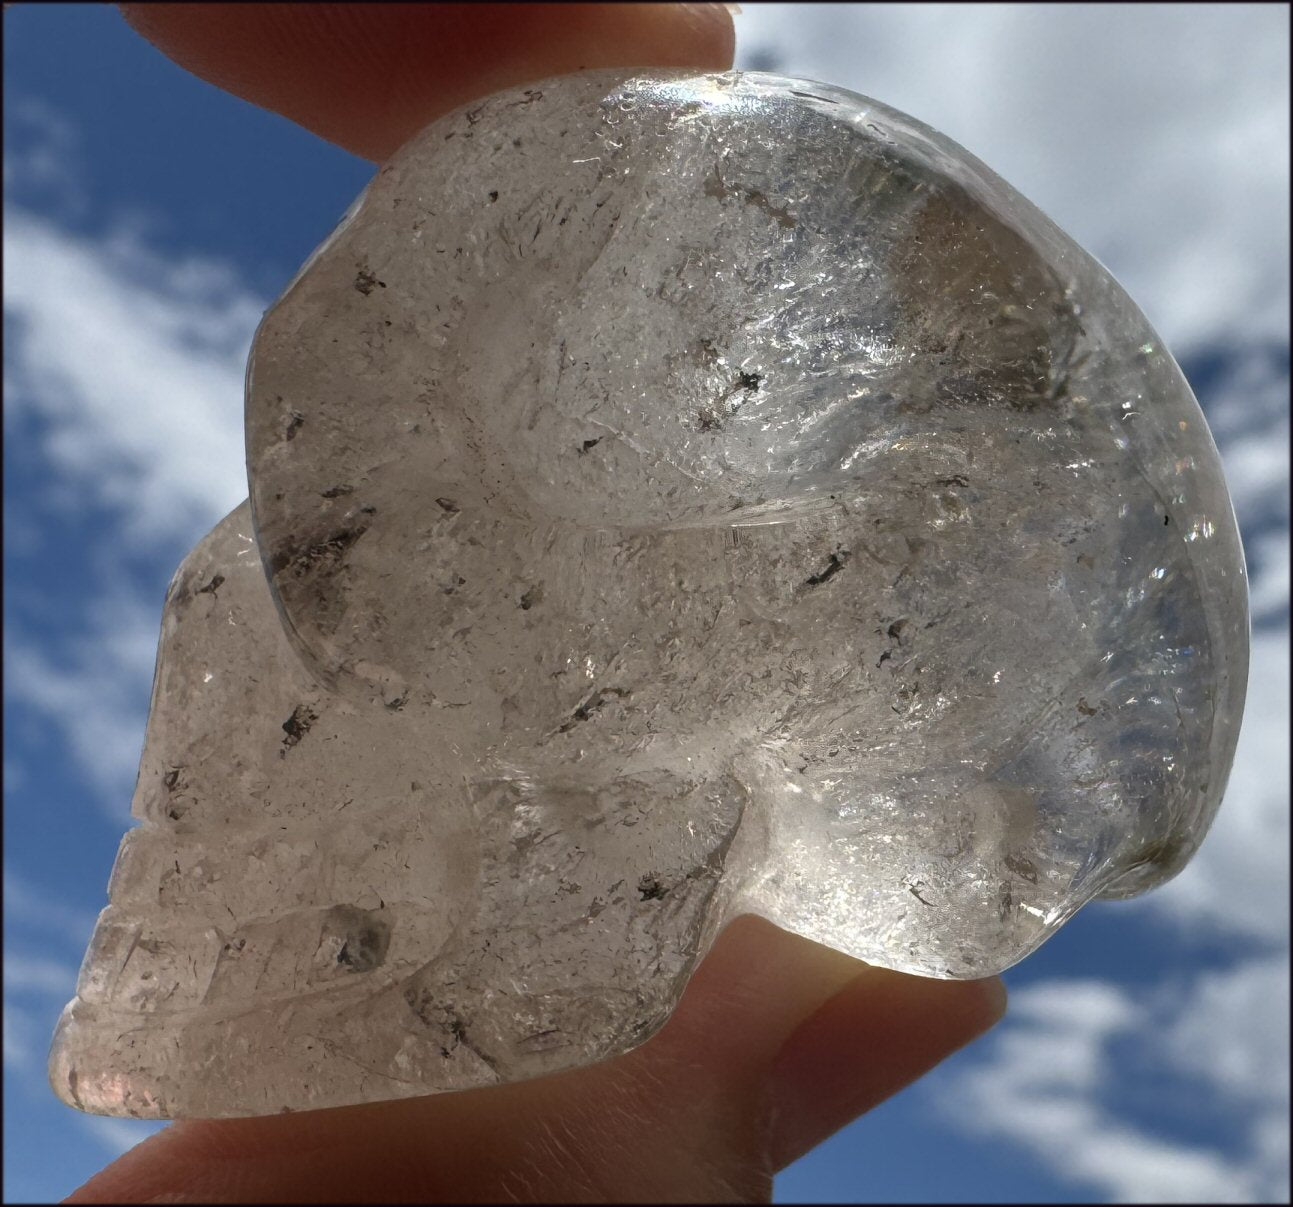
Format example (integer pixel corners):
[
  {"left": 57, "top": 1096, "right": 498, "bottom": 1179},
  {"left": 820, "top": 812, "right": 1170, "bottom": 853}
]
[{"left": 50, "top": 70, "right": 1248, "bottom": 1119}]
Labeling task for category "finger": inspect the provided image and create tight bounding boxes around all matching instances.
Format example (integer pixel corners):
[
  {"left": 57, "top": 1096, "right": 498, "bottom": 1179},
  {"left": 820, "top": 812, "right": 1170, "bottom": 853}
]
[
  {"left": 67, "top": 916, "right": 1004, "bottom": 1203},
  {"left": 766, "top": 959, "right": 1008, "bottom": 1170},
  {"left": 117, "top": 2, "right": 736, "bottom": 162}
]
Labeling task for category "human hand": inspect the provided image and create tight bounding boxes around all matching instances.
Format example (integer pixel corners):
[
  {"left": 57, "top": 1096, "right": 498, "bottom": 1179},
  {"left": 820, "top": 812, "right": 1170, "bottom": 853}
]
[{"left": 68, "top": 6, "right": 1006, "bottom": 1201}]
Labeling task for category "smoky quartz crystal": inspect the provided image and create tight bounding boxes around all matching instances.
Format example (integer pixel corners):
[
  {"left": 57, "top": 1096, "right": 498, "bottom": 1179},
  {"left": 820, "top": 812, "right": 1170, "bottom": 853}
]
[{"left": 50, "top": 70, "right": 1248, "bottom": 1119}]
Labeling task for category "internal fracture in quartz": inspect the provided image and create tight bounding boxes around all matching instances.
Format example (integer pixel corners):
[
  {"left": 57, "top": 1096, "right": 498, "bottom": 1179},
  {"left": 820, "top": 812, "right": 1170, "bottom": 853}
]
[{"left": 51, "top": 70, "right": 1249, "bottom": 1119}]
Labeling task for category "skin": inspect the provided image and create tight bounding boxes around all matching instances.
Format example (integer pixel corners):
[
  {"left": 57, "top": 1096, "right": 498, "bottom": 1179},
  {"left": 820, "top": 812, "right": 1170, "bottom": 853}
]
[{"left": 66, "top": 6, "right": 1008, "bottom": 1201}]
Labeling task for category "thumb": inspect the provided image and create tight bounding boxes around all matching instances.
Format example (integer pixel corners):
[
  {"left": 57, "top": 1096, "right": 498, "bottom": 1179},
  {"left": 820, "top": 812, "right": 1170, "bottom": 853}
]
[{"left": 66, "top": 916, "right": 1004, "bottom": 1203}]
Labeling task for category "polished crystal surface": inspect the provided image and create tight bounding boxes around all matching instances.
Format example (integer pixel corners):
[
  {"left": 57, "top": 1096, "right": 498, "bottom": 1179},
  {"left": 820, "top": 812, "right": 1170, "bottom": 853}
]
[{"left": 50, "top": 70, "right": 1248, "bottom": 1119}]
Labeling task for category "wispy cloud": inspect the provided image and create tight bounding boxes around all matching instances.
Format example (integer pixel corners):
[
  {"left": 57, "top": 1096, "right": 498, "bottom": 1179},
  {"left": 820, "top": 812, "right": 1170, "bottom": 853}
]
[
  {"left": 1160, "top": 955, "right": 1291, "bottom": 1108},
  {"left": 941, "top": 970, "right": 1290, "bottom": 1203},
  {"left": 5, "top": 594, "right": 162, "bottom": 813},
  {"left": 2, "top": 206, "right": 259, "bottom": 545}
]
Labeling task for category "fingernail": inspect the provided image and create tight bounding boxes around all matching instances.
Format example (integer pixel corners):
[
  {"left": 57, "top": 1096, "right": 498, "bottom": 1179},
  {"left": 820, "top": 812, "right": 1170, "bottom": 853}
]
[{"left": 765, "top": 970, "right": 1007, "bottom": 1171}]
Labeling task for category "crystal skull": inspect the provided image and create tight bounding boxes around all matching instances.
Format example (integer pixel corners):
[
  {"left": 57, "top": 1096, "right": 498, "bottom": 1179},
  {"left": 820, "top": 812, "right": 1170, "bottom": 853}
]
[{"left": 50, "top": 70, "right": 1248, "bottom": 1119}]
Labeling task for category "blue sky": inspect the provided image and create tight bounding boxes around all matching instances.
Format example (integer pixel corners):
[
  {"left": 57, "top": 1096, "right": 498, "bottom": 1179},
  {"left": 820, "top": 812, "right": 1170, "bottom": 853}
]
[{"left": 3, "top": 4, "right": 1288, "bottom": 1202}]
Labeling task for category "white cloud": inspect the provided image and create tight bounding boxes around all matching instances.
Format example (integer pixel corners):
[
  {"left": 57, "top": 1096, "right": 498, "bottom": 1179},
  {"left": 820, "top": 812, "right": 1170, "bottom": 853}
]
[
  {"left": 4, "top": 594, "right": 160, "bottom": 814},
  {"left": 1161, "top": 955, "right": 1290, "bottom": 1108},
  {"left": 734, "top": 3, "right": 1290, "bottom": 357},
  {"left": 2, "top": 207, "right": 259, "bottom": 545},
  {"left": 941, "top": 968, "right": 1291, "bottom": 1203}
]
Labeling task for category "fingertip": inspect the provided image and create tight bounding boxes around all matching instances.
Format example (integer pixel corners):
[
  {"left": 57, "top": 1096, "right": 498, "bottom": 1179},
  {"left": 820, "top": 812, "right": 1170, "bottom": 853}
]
[
  {"left": 978, "top": 972, "right": 1010, "bottom": 1025},
  {"left": 674, "top": 2, "right": 738, "bottom": 60},
  {"left": 117, "top": 2, "right": 737, "bottom": 162},
  {"left": 764, "top": 969, "right": 1008, "bottom": 1171}
]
